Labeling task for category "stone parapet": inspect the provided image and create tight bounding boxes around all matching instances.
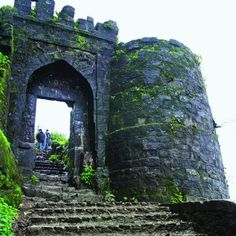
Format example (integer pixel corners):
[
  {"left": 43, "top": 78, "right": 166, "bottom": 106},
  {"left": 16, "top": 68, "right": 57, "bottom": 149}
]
[{"left": 13, "top": 0, "right": 118, "bottom": 42}]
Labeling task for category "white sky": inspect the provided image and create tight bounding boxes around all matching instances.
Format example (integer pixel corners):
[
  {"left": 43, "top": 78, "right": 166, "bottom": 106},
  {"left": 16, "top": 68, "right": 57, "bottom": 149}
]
[
  {"left": 1, "top": 0, "right": 236, "bottom": 200},
  {"left": 35, "top": 99, "right": 72, "bottom": 138}
]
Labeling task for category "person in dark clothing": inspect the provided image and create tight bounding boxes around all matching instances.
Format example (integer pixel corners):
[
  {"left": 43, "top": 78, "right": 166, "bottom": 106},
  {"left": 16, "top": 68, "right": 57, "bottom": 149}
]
[
  {"left": 36, "top": 129, "right": 45, "bottom": 151},
  {"left": 44, "top": 129, "right": 51, "bottom": 150}
]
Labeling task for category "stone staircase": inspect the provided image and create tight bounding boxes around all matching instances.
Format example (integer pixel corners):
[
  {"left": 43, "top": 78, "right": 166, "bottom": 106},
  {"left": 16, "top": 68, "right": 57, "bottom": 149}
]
[{"left": 15, "top": 156, "right": 208, "bottom": 236}]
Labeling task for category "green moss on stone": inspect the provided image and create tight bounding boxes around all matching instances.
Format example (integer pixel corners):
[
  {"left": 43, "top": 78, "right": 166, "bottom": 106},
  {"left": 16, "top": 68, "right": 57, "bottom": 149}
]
[
  {"left": 0, "top": 129, "right": 23, "bottom": 208},
  {"left": 103, "top": 21, "right": 118, "bottom": 31},
  {"left": 49, "top": 11, "right": 59, "bottom": 24},
  {"left": 30, "top": 6, "right": 36, "bottom": 19},
  {"left": 143, "top": 178, "right": 184, "bottom": 203},
  {"left": 75, "top": 34, "right": 89, "bottom": 50},
  {"left": 0, "top": 5, "right": 16, "bottom": 19},
  {"left": 0, "top": 52, "right": 10, "bottom": 129},
  {"left": 110, "top": 39, "right": 203, "bottom": 133},
  {"left": 107, "top": 120, "right": 201, "bottom": 137}
]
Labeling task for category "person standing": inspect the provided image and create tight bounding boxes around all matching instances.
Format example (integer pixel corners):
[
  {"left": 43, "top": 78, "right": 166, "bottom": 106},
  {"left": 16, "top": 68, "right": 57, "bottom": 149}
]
[
  {"left": 45, "top": 129, "right": 51, "bottom": 150},
  {"left": 36, "top": 129, "right": 45, "bottom": 151}
]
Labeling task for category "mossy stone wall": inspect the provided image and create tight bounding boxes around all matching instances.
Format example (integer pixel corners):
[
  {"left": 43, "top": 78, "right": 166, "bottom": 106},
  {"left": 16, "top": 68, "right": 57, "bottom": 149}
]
[
  {"left": 0, "top": 129, "right": 23, "bottom": 208},
  {"left": 0, "top": 52, "right": 10, "bottom": 130},
  {"left": 107, "top": 38, "right": 229, "bottom": 202},
  {"left": 0, "top": 2, "right": 118, "bottom": 188}
]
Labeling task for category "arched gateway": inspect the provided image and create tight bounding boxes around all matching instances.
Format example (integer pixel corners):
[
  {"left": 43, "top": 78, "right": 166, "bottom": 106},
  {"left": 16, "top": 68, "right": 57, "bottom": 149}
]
[
  {"left": 4, "top": 0, "right": 118, "bottom": 191},
  {"left": 21, "top": 60, "right": 95, "bottom": 180}
]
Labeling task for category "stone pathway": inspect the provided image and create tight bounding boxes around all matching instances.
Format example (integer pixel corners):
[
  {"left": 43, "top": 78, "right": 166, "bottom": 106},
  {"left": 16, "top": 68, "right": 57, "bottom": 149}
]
[{"left": 14, "top": 155, "right": 208, "bottom": 236}]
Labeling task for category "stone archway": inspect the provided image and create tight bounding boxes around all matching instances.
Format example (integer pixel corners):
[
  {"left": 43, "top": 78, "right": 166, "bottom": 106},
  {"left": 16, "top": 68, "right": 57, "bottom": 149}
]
[{"left": 20, "top": 60, "right": 95, "bottom": 180}]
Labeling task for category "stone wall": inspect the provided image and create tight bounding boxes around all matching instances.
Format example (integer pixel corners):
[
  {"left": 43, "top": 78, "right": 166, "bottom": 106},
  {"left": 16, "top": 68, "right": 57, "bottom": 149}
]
[
  {"left": 107, "top": 38, "right": 229, "bottom": 201},
  {"left": 0, "top": 1, "right": 118, "bottom": 179},
  {"left": 168, "top": 200, "right": 236, "bottom": 236},
  {"left": 0, "top": 6, "right": 14, "bottom": 131}
]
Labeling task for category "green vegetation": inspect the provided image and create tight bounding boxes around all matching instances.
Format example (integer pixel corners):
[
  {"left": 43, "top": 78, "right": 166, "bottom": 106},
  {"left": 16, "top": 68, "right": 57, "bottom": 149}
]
[
  {"left": 48, "top": 132, "right": 70, "bottom": 166},
  {"left": 110, "top": 39, "right": 206, "bottom": 135},
  {"left": 194, "top": 53, "right": 202, "bottom": 66},
  {"left": 104, "top": 190, "right": 116, "bottom": 203},
  {"left": 49, "top": 11, "right": 59, "bottom": 24},
  {"left": 0, "top": 51, "right": 10, "bottom": 129},
  {"left": 112, "top": 39, "right": 201, "bottom": 85},
  {"left": 0, "top": 36, "right": 21, "bottom": 236},
  {"left": 50, "top": 52, "right": 59, "bottom": 61},
  {"left": 0, "top": 51, "right": 10, "bottom": 66},
  {"left": 169, "top": 117, "right": 185, "bottom": 136},
  {"left": 107, "top": 121, "right": 202, "bottom": 137},
  {"left": 49, "top": 154, "right": 60, "bottom": 162},
  {"left": 0, "top": 129, "right": 23, "bottom": 208},
  {"left": 0, "top": 198, "right": 18, "bottom": 236},
  {"left": 122, "top": 196, "right": 128, "bottom": 202},
  {"left": 75, "top": 35, "right": 89, "bottom": 50},
  {"left": 30, "top": 6, "right": 36, "bottom": 19},
  {"left": 73, "top": 20, "right": 80, "bottom": 31},
  {"left": 30, "top": 175, "right": 39, "bottom": 185},
  {"left": 103, "top": 21, "right": 118, "bottom": 31},
  {"left": 112, "top": 49, "right": 125, "bottom": 58},
  {"left": 0, "top": 5, "right": 16, "bottom": 20},
  {"left": 80, "top": 165, "right": 95, "bottom": 186},
  {"left": 0, "top": 129, "right": 23, "bottom": 236},
  {"left": 50, "top": 132, "right": 69, "bottom": 147},
  {"left": 170, "top": 191, "right": 184, "bottom": 204},
  {"left": 144, "top": 179, "right": 184, "bottom": 204},
  {"left": 130, "top": 196, "right": 138, "bottom": 204}
]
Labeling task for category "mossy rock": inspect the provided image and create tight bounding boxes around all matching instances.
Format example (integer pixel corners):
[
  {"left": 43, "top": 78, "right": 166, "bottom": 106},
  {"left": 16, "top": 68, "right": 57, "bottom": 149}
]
[{"left": 0, "top": 129, "right": 23, "bottom": 207}]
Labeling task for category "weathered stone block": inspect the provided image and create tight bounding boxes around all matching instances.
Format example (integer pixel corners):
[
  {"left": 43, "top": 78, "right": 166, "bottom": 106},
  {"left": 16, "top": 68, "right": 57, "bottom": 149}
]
[{"left": 35, "top": 0, "right": 55, "bottom": 21}]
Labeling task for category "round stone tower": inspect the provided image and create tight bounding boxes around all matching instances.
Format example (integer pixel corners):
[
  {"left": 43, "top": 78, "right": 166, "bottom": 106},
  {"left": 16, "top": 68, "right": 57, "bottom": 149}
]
[{"left": 106, "top": 38, "right": 229, "bottom": 202}]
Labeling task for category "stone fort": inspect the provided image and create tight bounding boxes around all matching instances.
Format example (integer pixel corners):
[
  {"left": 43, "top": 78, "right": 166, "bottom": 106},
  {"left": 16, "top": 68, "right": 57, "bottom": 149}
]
[{"left": 0, "top": 0, "right": 229, "bottom": 202}]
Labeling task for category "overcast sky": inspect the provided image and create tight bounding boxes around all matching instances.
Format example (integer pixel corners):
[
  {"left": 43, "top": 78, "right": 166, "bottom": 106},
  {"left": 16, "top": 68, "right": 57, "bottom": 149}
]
[{"left": 1, "top": 0, "right": 236, "bottom": 200}]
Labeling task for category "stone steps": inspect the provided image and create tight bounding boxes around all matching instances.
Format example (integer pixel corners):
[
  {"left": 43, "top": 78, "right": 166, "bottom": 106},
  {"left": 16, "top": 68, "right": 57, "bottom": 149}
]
[
  {"left": 26, "top": 221, "right": 197, "bottom": 235},
  {"left": 16, "top": 158, "right": 208, "bottom": 236},
  {"left": 81, "top": 234, "right": 207, "bottom": 236},
  {"left": 33, "top": 200, "right": 157, "bottom": 208},
  {"left": 31, "top": 205, "right": 170, "bottom": 215},
  {"left": 34, "top": 172, "right": 69, "bottom": 182},
  {"left": 82, "top": 234, "right": 207, "bottom": 236},
  {"left": 34, "top": 165, "right": 65, "bottom": 171},
  {"left": 33, "top": 160, "right": 66, "bottom": 175},
  {"left": 29, "top": 214, "right": 180, "bottom": 226},
  {"left": 23, "top": 186, "right": 102, "bottom": 203},
  {"left": 28, "top": 184, "right": 75, "bottom": 192},
  {"left": 34, "top": 163, "right": 64, "bottom": 168},
  {"left": 34, "top": 169, "right": 66, "bottom": 175},
  {"left": 34, "top": 160, "right": 64, "bottom": 165}
]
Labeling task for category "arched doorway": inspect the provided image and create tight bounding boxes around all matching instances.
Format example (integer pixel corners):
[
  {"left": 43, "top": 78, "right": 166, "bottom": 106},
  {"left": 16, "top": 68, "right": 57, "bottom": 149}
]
[{"left": 21, "top": 60, "right": 95, "bottom": 182}]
